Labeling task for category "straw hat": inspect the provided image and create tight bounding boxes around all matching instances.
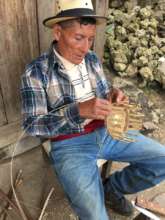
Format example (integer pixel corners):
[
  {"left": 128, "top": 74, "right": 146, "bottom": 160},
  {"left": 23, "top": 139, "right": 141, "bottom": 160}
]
[{"left": 43, "top": 0, "right": 107, "bottom": 28}]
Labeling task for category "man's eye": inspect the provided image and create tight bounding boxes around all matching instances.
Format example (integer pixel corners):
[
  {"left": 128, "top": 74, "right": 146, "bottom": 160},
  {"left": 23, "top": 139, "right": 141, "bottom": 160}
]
[{"left": 75, "top": 37, "right": 82, "bottom": 41}]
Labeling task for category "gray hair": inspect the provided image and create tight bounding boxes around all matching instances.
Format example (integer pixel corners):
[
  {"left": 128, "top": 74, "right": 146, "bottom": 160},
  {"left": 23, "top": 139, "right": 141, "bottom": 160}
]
[{"left": 58, "top": 17, "right": 96, "bottom": 29}]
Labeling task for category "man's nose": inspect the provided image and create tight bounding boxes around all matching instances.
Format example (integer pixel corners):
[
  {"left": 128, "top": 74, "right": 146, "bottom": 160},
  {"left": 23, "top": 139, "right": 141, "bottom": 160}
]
[{"left": 81, "top": 39, "right": 90, "bottom": 54}]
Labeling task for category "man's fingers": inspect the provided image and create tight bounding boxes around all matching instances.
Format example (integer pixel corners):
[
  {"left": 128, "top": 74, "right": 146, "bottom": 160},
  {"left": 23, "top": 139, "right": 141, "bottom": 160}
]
[
  {"left": 95, "top": 101, "right": 111, "bottom": 119},
  {"left": 109, "top": 88, "right": 129, "bottom": 104},
  {"left": 95, "top": 109, "right": 111, "bottom": 118},
  {"left": 117, "top": 95, "right": 129, "bottom": 103},
  {"left": 96, "top": 98, "right": 110, "bottom": 105},
  {"left": 79, "top": 98, "right": 112, "bottom": 120},
  {"left": 96, "top": 115, "right": 106, "bottom": 120},
  {"left": 116, "top": 90, "right": 125, "bottom": 103},
  {"left": 95, "top": 98, "right": 111, "bottom": 110}
]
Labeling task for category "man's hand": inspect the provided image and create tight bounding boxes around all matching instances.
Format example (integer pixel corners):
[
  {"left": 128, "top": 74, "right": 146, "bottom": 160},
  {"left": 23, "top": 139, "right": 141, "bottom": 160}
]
[
  {"left": 78, "top": 98, "right": 111, "bottom": 120},
  {"left": 108, "top": 88, "right": 128, "bottom": 104}
]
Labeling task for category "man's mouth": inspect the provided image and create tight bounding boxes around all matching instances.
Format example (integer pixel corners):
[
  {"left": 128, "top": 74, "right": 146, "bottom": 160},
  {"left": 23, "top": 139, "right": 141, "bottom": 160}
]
[{"left": 76, "top": 55, "right": 84, "bottom": 60}]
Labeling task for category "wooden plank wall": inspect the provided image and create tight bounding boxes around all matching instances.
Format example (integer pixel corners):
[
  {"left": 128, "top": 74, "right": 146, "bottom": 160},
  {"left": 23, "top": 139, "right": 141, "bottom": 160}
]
[
  {"left": 37, "top": 0, "right": 57, "bottom": 53},
  {"left": 0, "top": 0, "right": 109, "bottom": 156},
  {"left": 0, "top": 0, "right": 39, "bottom": 149},
  {"left": 0, "top": 0, "right": 39, "bottom": 124},
  {"left": 94, "top": 0, "right": 109, "bottom": 61}
]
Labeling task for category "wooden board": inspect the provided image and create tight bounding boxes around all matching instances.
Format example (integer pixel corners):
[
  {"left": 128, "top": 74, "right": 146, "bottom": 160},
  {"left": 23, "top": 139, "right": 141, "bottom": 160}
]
[
  {"left": 0, "top": 0, "right": 39, "bottom": 123},
  {"left": 94, "top": 0, "right": 109, "bottom": 61},
  {"left": 37, "top": 0, "right": 57, "bottom": 53},
  {"left": 0, "top": 120, "right": 41, "bottom": 162},
  {"left": 0, "top": 136, "right": 41, "bottom": 162},
  {"left": 0, "top": 121, "right": 22, "bottom": 149}
]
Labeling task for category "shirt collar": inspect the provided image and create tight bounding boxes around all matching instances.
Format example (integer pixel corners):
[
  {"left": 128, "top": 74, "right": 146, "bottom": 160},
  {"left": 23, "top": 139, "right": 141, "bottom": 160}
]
[{"left": 48, "top": 41, "right": 63, "bottom": 69}]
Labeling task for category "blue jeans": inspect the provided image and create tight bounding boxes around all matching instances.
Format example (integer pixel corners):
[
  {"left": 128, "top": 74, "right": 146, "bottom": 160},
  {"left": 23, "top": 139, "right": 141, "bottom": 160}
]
[{"left": 50, "top": 128, "right": 165, "bottom": 220}]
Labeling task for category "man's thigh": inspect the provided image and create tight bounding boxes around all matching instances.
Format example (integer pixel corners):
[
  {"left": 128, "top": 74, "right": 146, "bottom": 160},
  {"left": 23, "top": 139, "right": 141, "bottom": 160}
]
[
  {"left": 98, "top": 129, "right": 165, "bottom": 163},
  {"left": 50, "top": 135, "right": 109, "bottom": 219}
]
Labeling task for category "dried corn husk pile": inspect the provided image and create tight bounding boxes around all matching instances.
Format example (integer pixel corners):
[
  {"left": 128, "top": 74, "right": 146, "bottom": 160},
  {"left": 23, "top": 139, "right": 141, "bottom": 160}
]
[{"left": 104, "top": 4, "right": 165, "bottom": 88}]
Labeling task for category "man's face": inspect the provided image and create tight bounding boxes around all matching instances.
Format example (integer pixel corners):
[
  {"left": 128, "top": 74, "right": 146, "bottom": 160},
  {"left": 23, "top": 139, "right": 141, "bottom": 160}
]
[{"left": 54, "top": 21, "right": 96, "bottom": 64}]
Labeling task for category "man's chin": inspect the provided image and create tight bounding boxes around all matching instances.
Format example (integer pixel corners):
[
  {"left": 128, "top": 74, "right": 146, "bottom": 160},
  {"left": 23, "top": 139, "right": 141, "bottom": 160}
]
[
  {"left": 73, "top": 61, "right": 83, "bottom": 65},
  {"left": 73, "top": 57, "right": 84, "bottom": 64},
  {"left": 66, "top": 56, "right": 84, "bottom": 65}
]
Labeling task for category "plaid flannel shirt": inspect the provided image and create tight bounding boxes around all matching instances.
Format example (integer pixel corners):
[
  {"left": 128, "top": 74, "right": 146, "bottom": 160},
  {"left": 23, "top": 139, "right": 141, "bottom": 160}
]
[{"left": 21, "top": 41, "right": 111, "bottom": 138}]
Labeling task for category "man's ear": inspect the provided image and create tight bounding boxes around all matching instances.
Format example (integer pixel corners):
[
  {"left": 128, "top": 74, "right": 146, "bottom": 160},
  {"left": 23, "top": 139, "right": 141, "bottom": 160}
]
[{"left": 53, "top": 24, "right": 62, "bottom": 41}]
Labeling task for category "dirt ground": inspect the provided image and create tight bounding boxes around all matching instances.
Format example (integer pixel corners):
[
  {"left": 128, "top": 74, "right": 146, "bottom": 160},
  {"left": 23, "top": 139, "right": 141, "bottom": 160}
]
[
  {"left": 1, "top": 146, "right": 165, "bottom": 220},
  {"left": 0, "top": 70, "right": 165, "bottom": 220}
]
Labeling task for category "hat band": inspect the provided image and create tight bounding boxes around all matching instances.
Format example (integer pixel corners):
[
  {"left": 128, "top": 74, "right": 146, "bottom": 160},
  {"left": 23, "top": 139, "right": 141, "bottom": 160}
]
[{"left": 56, "top": 8, "right": 96, "bottom": 18}]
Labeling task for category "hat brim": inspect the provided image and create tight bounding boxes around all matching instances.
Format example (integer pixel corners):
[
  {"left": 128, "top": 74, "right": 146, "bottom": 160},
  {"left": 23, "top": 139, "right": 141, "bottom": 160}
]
[{"left": 43, "top": 15, "right": 107, "bottom": 28}]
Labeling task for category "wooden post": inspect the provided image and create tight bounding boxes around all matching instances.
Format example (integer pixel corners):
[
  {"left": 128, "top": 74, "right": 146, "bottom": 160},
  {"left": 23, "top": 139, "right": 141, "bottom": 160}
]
[
  {"left": 37, "top": 0, "right": 57, "bottom": 53},
  {"left": 94, "top": 0, "right": 109, "bottom": 61}
]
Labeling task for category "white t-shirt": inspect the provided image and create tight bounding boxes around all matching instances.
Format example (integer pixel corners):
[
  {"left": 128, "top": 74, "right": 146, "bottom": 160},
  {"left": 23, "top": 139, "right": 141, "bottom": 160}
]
[{"left": 54, "top": 49, "right": 95, "bottom": 102}]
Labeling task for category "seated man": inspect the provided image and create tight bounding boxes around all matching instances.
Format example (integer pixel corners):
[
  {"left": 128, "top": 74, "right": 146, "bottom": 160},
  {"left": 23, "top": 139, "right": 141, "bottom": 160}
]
[{"left": 20, "top": 0, "right": 165, "bottom": 220}]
